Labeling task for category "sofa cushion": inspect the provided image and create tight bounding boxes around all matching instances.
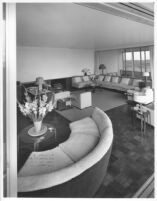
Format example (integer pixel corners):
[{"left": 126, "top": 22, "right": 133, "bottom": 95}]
[
  {"left": 18, "top": 147, "right": 74, "bottom": 177},
  {"left": 89, "top": 74, "right": 96, "bottom": 80},
  {"left": 73, "top": 77, "right": 83, "bottom": 83},
  {"left": 92, "top": 107, "right": 112, "bottom": 134},
  {"left": 111, "top": 76, "right": 119, "bottom": 83},
  {"left": 114, "top": 83, "right": 132, "bottom": 90},
  {"left": 59, "top": 133, "right": 99, "bottom": 162},
  {"left": 104, "top": 75, "right": 111, "bottom": 82},
  {"left": 120, "top": 77, "right": 130, "bottom": 85},
  {"left": 97, "top": 75, "right": 105, "bottom": 81},
  {"left": 84, "top": 81, "right": 93, "bottom": 85},
  {"left": 70, "top": 117, "right": 100, "bottom": 137},
  {"left": 82, "top": 76, "right": 90, "bottom": 82},
  {"left": 72, "top": 82, "right": 87, "bottom": 88}
]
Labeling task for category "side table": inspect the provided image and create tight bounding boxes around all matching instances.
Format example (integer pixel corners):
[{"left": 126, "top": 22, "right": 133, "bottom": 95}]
[
  {"left": 17, "top": 110, "right": 71, "bottom": 172},
  {"left": 137, "top": 110, "right": 150, "bottom": 136},
  {"left": 132, "top": 105, "right": 150, "bottom": 136},
  {"left": 18, "top": 123, "right": 56, "bottom": 171},
  {"left": 141, "top": 103, "right": 154, "bottom": 126}
]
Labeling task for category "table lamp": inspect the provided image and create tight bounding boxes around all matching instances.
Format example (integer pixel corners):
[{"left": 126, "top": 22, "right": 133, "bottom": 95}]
[
  {"left": 143, "top": 72, "right": 149, "bottom": 86},
  {"left": 99, "top": 64, "right": 106, "bottom": 74}
]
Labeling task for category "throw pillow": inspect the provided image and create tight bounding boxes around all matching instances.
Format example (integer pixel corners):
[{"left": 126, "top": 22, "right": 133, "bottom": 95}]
[
  {"left": 112, "top": 76, "right": 119, "bottom": 83},
  {"left": 104, "top": 76, "right": 111, "bottom": 82},
  {"left": 74, "top": 77, "right": 82, "bottom": 83},
  {"left": 59, "top": 134, "right": 99, "bottom": 162},
  {"left": 98, "top": 75, "right": 105, "bottom": 81},
  {"left": 120, "top": 78, "right": 130, "bottom": 85},
  {"left": 82, "top": 76, "right": 90, "bottom": 82}
]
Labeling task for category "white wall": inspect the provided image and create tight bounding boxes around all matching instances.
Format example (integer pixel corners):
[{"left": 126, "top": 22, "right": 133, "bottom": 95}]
[
  {"left": 95, "top": 49, "right": 123, "bottom": 75},
  {"left": 17, "top": 46, "right": 94, "bottom": 82}
]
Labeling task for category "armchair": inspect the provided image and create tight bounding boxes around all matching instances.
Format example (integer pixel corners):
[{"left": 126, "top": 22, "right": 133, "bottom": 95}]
[{"left": 133, "top": 88, "right": 153, "bottom": 105}]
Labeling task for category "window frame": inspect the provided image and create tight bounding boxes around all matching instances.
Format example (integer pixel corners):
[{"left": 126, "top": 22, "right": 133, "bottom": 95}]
[{"left": 122, "top": 46, "right": 151, "bottom": 78}]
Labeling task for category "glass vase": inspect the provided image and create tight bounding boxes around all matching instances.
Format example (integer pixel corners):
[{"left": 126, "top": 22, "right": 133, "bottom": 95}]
[{"left": 33, "top": 120, "right": 42, "bottom": 133}]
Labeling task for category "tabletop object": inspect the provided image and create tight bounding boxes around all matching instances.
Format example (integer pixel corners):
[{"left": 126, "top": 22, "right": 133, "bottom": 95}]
[{"left": 27, "top": 87, "right": 51, "bottom": 96}]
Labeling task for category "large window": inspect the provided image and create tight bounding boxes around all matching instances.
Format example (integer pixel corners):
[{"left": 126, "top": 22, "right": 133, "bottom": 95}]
[{"left": 122, "top": 47, "right": 151, "bottom": 77}]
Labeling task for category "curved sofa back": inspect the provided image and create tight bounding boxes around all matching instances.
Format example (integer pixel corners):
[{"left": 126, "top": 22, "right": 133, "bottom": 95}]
[{"left": 18, "top": 107, "right": 113, "bottom": 197}]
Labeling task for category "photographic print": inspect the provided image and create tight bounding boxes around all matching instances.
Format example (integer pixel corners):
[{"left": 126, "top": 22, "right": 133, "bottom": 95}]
[{"left": 1, "top": 1, "right": 155, "bottom": 199}]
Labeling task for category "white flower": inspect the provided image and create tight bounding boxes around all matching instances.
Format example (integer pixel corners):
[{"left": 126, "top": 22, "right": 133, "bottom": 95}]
[
  {"left": 82, "top": 68, "right": 90, "bottom": 73},
  {"left": 42, "top": 94, "right": 48, "bottom": 102},
  {"left": 39, "top": 107, "right": 46, "bottom": 116},
  {"left": 45, "top": 101, "right": 53, "bottom": 112},
  {"left": 18, "top": 92, "right": 54, "bottom": 121}
]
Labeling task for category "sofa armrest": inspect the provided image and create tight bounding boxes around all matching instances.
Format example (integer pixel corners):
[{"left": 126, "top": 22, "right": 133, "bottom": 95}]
[{"left": 54, "top": 91, "right": 70, "bottom": 100}]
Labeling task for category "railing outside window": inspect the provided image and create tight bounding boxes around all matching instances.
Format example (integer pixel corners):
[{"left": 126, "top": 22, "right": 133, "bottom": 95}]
[{"left": 122, "top": 47, "right": 151, "bottom": 79}]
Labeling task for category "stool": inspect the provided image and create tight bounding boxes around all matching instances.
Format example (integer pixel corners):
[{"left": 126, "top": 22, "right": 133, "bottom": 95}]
[
  {"left": 57, "top": 99, "right": 66, "bottom": 110},
  {"left": 71, "top": 91, "right": 92, "bottom": 109}
]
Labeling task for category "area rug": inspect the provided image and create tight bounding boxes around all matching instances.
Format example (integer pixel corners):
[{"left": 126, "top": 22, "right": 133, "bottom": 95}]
[
  {"left": 94, "top": 104, "right": 154, "bottom": 198},
  {"left": 56, "top": 89, "right": 126, "bottom": 122}
]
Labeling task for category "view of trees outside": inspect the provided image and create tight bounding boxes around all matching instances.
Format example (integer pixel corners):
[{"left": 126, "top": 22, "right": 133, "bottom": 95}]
[
  {"left": 125, "top": 52, "right": 132, "bottom": 71},
  {"left": 123, "top": 50, "right": 150, "bottom": 76}
]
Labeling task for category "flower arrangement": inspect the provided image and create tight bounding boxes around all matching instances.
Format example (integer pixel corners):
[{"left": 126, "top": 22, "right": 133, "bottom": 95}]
[
  {"left": 17, "top": 90, "right": 55, "bottom": 122},
  {"left": 81, "top": 68, "right": 91, "bottom": 76}
]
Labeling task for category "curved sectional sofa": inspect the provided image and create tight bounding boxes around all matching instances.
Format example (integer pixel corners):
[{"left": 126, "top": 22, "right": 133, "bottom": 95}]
[{"left": 18, "top": 107, "right": 113, "bottom": 197}]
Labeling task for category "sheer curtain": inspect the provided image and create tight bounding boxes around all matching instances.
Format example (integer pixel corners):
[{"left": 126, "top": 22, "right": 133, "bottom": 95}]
[
  {"left": 94, "top": 51, "right": 101, "bottom": 75},
  {"left": 149, "top": 46, "right": 154, "bottom": 88},
  {"left": 5, "top": 3, "right": 17, "bottom": 196},
  {"left": 95, "top": 50, "right": 123, "bottom": 75}
]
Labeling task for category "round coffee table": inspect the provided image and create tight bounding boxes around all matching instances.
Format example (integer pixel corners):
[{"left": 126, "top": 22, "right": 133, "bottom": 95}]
[{"left": 18, "top": 123, "right": 56, "bottom": 152}]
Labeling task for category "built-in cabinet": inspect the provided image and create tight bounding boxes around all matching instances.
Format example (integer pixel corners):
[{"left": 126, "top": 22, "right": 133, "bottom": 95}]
[
  {"left": 20, "top": 77, "right": 72, "bottom": 91},
  {"left": 50, "top": 77, "right": 72, "bottom": 91}
]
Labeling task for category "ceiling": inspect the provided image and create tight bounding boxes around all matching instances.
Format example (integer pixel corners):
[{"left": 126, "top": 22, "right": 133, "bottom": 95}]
[
  {"left": 140, "top": 3, "right": 154, "bottom": 11},
  {"left": 16, "top": 3, "right": 154, "bottom": 50}
]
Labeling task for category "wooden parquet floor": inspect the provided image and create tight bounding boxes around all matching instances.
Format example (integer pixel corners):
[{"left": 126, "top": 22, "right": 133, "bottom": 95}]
[{"left": 94, "top": 104, "right": 154, "bottom": 198}]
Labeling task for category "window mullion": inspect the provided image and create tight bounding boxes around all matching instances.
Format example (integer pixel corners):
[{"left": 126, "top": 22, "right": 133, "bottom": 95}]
[
  {"left": 144, "top": 51, "right": 146, "bottom": 71},
  {"left": 132, "top": 51, "right": 134, "bottom": 77},
  {"left": 123, "top": 51, "right": 127, "bottom": 76},
  {"left": 140, "top": 49, "right": 142, "bottom": 75},
  {"left": 125, "top": 51, "right": 126, "bottom": 76}
]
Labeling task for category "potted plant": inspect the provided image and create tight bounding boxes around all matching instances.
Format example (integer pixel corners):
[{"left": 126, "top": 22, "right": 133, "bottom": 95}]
[{"left": 99, "top": 64, "right": 106, "bottom": 74}]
